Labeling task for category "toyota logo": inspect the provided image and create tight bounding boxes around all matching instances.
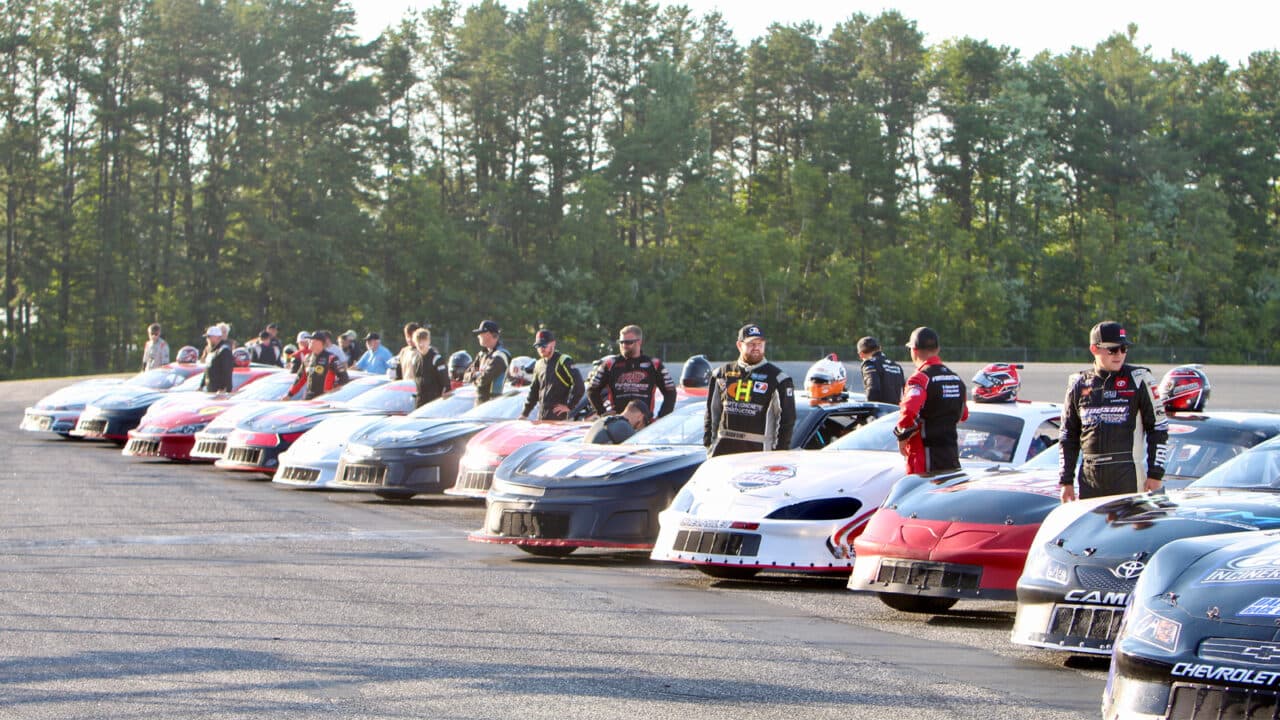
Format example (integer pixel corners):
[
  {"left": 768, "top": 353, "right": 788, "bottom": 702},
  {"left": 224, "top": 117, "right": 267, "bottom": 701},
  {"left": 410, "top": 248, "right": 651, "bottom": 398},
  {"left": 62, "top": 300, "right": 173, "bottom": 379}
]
[{"left": 1113, "top": 560, "right": 1146, "bottom": 579}]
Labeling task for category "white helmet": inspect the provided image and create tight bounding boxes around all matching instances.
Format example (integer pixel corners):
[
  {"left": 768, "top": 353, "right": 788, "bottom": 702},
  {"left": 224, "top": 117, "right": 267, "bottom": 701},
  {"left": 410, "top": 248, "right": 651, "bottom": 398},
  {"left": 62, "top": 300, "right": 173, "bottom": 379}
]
[
  {"left": 507, "top": 355, "right": 536, "bottom": 387},
  {"left": 805, "top": 354, "right": 847, "bottom": 403}
]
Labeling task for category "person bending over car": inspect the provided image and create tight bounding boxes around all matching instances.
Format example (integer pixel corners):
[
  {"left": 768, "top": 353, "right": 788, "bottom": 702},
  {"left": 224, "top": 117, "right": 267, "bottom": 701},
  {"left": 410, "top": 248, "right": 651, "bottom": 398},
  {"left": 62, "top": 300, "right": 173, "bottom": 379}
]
[
  {"left": 584, "top": 400, "right": 650, "bottom": 445},
  {"left": 587, "top": 324, "right": 676, "bottom": 421},
  {"left": 521, "top": 329, "right": 584, "bottom": 421},
  {"left": 893, "top": 326, "right": 967, "bottom": 474},
  {"left": 704, "top": 324, "right": 796, "bottom": 457},
  {"left": 1058, "top": 321, "right": 1168, "bottom": 502},
  {"left": 289, "top": 330, "right": 350, "bottom": 400}
]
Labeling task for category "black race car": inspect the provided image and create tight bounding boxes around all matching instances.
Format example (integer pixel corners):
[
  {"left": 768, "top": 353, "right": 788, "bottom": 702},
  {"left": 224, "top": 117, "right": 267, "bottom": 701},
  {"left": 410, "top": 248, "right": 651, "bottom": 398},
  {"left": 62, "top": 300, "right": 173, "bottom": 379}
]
[
  {"left": 469, "top": 396, "right": 895, "bottom": 557},
  {"left": 1104, "top": 529, "right": 1280, "bottom": 720},
  {"left": 69, "top": 364, "right": 245, "bottom": 442},
  {"left": 1014, "top": 422, "right": 1280, "bottom": 657},
  {"left": 330, "top": 388, "right": 531, "bottom": 500}
]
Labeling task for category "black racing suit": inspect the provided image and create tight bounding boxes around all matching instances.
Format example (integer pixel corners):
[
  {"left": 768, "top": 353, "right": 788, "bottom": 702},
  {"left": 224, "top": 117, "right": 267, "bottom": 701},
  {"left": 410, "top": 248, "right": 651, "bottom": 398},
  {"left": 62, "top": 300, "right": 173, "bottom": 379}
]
[
  {"left": 522, "top": 351, "right": 585, "bottom": 420},
  {"left": 463, "top": 343, "right": 511, "bottom": 404},
  {"left": 860, "top": 351, "right": 906, "bottom": 404},
  {"left": 200, "top": 342, "right": 235, "bottom": 393},
  {"left": 894, "top": 356, "right": 969, "bottom": 474},
  {"left": 407, "top": 347, "right": 450, "bottom": 408},
  {"left": 1059, "top": 364, "right": 1169, "bottom": 498},
  {"left": 289, "top": 348, "right": 350, "bottom": 400},
  {"left": 704, "top": 360, "right": 796, "bottom": 457},
  {"left": 587, "top": 354, "right": 677, "bottom": 419}
]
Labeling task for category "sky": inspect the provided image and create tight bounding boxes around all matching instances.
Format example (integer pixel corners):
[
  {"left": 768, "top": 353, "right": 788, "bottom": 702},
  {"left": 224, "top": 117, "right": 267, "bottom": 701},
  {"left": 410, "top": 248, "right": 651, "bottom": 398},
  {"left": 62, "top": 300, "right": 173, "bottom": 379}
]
[{"left": 349, "top": 0, "right": 1278, "bottom": 66}]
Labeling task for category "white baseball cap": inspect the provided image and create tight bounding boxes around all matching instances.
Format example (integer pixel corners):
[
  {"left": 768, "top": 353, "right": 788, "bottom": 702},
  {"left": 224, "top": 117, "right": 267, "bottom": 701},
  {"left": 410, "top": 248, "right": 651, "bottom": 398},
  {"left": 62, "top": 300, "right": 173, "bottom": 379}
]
[{"left": 204, "top": 326, "right": 224, "bottom": 338}]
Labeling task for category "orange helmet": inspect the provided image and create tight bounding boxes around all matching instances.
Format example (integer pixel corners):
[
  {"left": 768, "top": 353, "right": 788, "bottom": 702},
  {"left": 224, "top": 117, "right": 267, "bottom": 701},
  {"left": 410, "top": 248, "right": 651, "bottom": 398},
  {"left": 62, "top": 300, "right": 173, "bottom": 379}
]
[{"left": 805, "top": 354, "right": 847, "bottom": 404}]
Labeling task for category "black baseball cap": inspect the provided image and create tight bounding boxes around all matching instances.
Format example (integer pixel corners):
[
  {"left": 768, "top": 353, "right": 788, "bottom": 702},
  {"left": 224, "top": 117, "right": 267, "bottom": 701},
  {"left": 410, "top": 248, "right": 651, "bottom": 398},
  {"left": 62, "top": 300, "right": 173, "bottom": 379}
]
[
  {"left": 1090, "top": 321, "right": 1131, "bottom": 347},
  {"left": 738, "top": 324, "right": 765, "bottom": 342},
  {"left": 856, "top": 336, "right": 879, "bottom": 353},
  {"left": 311, "top": 330, "right": 331, "bottom": 343},
  {"left": 906, "top": 326, "right": 940, "bottom": 350},
  {"left": 472, "top": 319, "right": 500, "bottom": 335},
  {"left": 364, "top": 332, "right": 380, "bottom": 341},
  {"left": 534, "top": 329, "right": 555, "bottom": 347}
]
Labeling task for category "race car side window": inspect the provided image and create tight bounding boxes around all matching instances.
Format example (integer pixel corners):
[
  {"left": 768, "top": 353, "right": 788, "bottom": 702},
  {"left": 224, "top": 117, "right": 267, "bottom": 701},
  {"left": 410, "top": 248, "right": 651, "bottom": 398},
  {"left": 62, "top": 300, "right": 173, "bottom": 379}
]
[
  {"left": 1026, "top": 418, "right": 1061, "bottom": 460},
  {"left": 804, "top": 409, "right": 881, "bottom": 450}
]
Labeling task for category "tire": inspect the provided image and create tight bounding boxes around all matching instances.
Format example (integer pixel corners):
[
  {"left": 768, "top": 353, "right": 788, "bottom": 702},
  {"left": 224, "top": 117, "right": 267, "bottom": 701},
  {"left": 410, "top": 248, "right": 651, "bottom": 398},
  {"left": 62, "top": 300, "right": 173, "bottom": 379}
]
[
  {"left": 374, "top": 490, "right": 415, "bottom": 500},
  {"left": 695, "top": 564, "right": 760, "bottom": 580},
  {"left": 515, "top": 544, "right": 576, "bottom": 557},
  {"left": 877, "top": 593, "right": 958, "bottom": 614}
]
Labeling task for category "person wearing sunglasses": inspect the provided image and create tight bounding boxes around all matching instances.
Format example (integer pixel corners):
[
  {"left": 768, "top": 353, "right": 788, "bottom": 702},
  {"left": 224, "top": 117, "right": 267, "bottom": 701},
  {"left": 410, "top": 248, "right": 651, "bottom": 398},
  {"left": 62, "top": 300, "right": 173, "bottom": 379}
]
[
  {"left": 1058, "top": 321, "right": 1169, "bottom": 503},
  {"left": 585, "top": 324, "right": 676, "bottom": 421}
]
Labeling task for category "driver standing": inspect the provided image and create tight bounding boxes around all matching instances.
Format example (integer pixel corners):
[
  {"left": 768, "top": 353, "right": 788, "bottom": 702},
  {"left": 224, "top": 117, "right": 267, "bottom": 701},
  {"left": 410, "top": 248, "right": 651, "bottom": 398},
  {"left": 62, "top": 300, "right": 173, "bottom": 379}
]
[{"left": 704, "top": 324, "right": 796, "bottom": 457}]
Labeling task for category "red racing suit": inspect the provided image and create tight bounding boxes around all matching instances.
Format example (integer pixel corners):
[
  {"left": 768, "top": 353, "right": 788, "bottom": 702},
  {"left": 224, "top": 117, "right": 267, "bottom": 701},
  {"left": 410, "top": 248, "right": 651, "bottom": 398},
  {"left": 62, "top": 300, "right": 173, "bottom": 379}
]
[
  {"left": 894, "top": 356, "right": 968, "bottom": 474},
  {"left": 289, "top": 348, "right": 350, "bottom": 400}
]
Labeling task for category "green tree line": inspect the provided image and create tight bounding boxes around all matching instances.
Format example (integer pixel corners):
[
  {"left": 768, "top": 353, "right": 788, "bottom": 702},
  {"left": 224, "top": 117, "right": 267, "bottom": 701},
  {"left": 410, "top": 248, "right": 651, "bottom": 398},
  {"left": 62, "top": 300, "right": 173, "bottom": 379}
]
[{"left": 1, "top": 0, "right": 1278, "bottom": 377}]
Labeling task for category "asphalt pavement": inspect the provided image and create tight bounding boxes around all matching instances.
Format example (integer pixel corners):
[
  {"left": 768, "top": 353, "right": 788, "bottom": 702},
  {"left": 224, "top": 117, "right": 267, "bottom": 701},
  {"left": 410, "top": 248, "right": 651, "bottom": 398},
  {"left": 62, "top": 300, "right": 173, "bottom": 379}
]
[{"left": 1, "top": 372, "right": 1205, "bottom": 719}]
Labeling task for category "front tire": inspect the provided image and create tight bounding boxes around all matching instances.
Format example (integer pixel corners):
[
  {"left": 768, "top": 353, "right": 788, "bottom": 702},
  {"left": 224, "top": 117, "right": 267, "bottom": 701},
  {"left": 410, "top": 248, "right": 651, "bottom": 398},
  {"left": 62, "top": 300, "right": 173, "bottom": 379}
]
[
  {"left": 695, "top": 564, "right": 760, "bottom": 580},
  {"left": 877, "top": 593, "right": 958, "bottom": 614},
  {"left": 516, "top": 544, "right": 576, "bottom": 557},
  {"left": 374, "top": 490, "right": 416, "bottom": 500}
]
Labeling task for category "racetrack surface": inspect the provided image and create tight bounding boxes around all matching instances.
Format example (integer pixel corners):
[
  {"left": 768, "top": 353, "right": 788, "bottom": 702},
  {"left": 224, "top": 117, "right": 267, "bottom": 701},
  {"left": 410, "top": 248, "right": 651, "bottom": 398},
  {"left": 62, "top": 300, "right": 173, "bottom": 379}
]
[{"left": 0, "top": 375, "right": 1173, "bottom": 719}]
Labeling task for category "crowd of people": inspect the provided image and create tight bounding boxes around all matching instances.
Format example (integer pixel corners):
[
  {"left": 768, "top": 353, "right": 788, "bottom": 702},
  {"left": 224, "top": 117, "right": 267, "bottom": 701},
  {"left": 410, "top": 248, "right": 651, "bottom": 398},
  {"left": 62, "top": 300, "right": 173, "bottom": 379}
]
[{"left": 143, "top": 315, "right": 1169, "bottom": 505}]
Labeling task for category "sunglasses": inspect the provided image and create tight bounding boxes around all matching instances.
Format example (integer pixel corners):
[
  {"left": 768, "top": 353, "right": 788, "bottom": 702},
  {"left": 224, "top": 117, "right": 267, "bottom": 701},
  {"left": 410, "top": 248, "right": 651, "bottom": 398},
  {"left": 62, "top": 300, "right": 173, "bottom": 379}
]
[
  {"left": 618, "top": 339, "right": 639, "bottom": 345},
  {"left": 1100, "top": 345, "right": 1128, "bottom": 355}
]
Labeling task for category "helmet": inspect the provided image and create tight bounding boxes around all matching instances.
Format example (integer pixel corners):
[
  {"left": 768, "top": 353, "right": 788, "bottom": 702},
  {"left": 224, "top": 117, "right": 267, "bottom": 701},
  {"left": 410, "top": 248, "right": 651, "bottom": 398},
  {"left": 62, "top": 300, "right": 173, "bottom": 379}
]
[
  {"left": 507, "top": 355, "right": 536, "bottom": 387},
  {"left": 232, "top": 347, "right": 252, "bottom": 367},
  {"left": 971, "top": 363, "right": 1022, "bottom": 403},
  {"left": 175, "top": 345, "right": 200, "bottom": 364},
  {"left": 1158, "top": 365, "right": 1210, "bottom": 412},
  {"left": 283, "top": 343, "right": 297, "bottom": 360},
  {"left": 680, "top": 354, "right": 712, "bottom": 388},
  {"left": 804, "top": 353, "right": 847, "bottom": 403},
  {"left": 448, "top": 350, "right": 472, "bottom": 382}
]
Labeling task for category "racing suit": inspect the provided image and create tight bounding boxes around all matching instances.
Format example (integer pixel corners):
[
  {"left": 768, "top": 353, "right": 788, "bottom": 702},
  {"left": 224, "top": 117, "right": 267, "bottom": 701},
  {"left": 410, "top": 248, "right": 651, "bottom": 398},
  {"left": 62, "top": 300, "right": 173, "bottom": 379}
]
[
  {"left": 522, "top": 352, "right": 585, "bottom": 420},
  {"left": 289, "top": 348, "right": 350, "bottom": 400},
  {"left": 406, "top": 347, "right": 449, "bottom": 408},
  {"left": 860, "top": 351, "right": 906, "bottom": 404},
  {"left": 587, "top": 354, "right": 676, "bottom": 419},
  {"left": 1059, "top": 364, "right": 1169, "bottom": 498},
  {"left": 704, "top": 360, "right": 796, "bottom": 457},
  {"left": 463, "top": 343, "right": 511, "bottom": 404},
  {"left": 894, "top": 356, "right": 968, "bottom": 474},
  {"left": 200, "top": 342, "right": 235, "bottom": 393}
]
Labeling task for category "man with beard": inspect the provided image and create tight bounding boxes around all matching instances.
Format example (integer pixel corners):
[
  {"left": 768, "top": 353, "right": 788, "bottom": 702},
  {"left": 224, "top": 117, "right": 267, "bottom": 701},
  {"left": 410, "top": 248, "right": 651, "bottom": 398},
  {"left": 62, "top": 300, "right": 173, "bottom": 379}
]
[
  {"left": 704, "top": 324, "right": 796, "bottom": 457},
  {"left": 520, "top": 329, "right": 584, "bottom": 421},
  {"left": 587, "top": 324, "right": 676, "bottom": 422}
]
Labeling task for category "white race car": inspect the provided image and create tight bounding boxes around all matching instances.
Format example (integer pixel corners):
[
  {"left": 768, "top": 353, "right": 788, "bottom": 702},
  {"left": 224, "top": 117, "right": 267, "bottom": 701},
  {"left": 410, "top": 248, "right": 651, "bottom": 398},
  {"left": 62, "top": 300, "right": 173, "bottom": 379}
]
[{"left": 650, "top": 401, "right": 1062, "bottom": 579}]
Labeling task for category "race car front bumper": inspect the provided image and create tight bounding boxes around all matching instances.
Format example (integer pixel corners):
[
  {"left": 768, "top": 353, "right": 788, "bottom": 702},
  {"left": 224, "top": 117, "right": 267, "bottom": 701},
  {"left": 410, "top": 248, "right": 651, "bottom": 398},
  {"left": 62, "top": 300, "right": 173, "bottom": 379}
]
[
  {"left": 649, "top": 509, "right": 866, "bottom": 574},
  {"left": 20, "top": 409, "right": 79, "bottom": 436}
]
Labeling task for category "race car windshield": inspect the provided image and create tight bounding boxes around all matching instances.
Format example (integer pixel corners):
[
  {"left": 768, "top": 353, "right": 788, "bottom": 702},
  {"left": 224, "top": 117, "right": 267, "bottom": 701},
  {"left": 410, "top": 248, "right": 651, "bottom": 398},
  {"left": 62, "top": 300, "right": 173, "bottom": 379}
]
[
  {"left": 826, "top": 413, "right": 901, "bottom": 452},
  {"left": 625, "top": 403, "right": 704, "bottom": 445},
  {"left": 825, "top": 410, "right": 1025, "bottom": 462},
  {"left": 315, "top": 376, "right": 387, "bottom": 403},
  {"left": 411, "top": 391, "right": 478, "bottom": 419},
  {"left": 344, "top": 383, "right": 416, "bottom": 413},
  {"left": 128, "top": 367, "right": 195, "bottom": 390},
  {"left": 1186, "top": 444, "right": 1280, "bottom": 491},
  {"left": 459, "top": 390, "right": 529, "bottom": 421},
  {"left": 232, "top": 373, "right": 297, "bottom": 401}
]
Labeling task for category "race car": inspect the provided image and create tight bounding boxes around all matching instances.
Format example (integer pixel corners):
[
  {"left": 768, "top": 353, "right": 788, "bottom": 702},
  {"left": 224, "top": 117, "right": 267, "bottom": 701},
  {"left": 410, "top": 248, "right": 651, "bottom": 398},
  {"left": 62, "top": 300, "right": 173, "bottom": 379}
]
[
  {"left": 329, "top": 387, "right": 532, "bottom": 500},
  {"left": 849, "top": 410, "right": 1280, "bottom": 613},
  {"left": 122, "top": 370, "right": 303, "bottom": 460},
  {"left": 214, "top": 378, "right": 417, "bottom": 475},
  {"left": 1103, "top": 529, "right": 1280, "bottom": 720},
  {"left": 651, "top": 400, "right": 1061, "bottom": 579},
  {"left": 470, "top": 395, "right": 895, "bottom": 557},
  {"left": 1013, "top": 425, "right": 1280, "bottom": 657},
  {"left": 189, "top": 374, "right": 387, "bottom": 462},
  {"left": 67, "top": 363, "right": 220, "bottom": 441},
  {"left": 20, "top": 377, "right": 129, "bottom": 437},
  {"left": 272, "top": 387, "right": 481, "bottom": 489}
]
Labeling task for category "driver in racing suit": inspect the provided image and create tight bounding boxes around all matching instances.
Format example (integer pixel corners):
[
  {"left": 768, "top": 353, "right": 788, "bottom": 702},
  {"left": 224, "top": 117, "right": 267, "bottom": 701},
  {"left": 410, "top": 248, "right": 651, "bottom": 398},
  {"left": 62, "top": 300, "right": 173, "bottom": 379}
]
[
  {"left": 288, "top": 330, "right": 350, "bottom": 400},
  {"left": 462, "top": 319, "right": 511, "bottom": 405},
  {"left": 587, "top": 324, "right": 676, "bottom": 421},
  {"left": 704, "top": 324, "right": 796, "bottom": 457},
  {"left": 1059, "top": 321, "right": 1169, "bottom": 501},
  {"left": 893, "top": 327, "right": 968, "bottom": 474}
]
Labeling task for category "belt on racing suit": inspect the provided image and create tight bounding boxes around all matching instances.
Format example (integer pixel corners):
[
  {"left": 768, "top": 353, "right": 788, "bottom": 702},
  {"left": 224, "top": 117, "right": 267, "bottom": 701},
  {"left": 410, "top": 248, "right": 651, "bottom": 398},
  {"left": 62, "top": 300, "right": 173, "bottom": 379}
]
[
  {"left": 1083, "top": 453, "right": 1129, "bottom": 465},
  {"left": 718, "top": 429, "right": 768, "bottom": 443}
]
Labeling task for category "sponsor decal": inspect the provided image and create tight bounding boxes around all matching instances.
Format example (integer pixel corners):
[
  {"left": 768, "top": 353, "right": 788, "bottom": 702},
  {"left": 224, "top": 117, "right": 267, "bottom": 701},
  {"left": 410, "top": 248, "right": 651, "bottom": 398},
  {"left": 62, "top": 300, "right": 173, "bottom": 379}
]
[
  {"left": 753, "top": 381, "right": 769, "bottom": 394},
  {"left": 1239, "top": 597, "right": 1280, "bottom": 617},
  {"left": 905, "top": 386, "right": 924, "bottom": 398},
  {"left": 730, "top": 381, "right": 753, "bottom": 402},
  {"left": 1166, "top": 423, "right": 1196, "bottom": 435},
  {"left": 1115, "top": 378, "right": 1128, "bottom": 389},
  {"left": 1129, "top": 608, "right": 1181, "bottom": 652},
  {"left": 750, "top": 373, "right": 765, "bottom": 380},
  {"left": 1112, "top": 560, "right": 1146, "bottom": 580},
  {"left": 1203, "top": 548, "right": 1280, "bottom": 584},
  {"left": 731, "top": 464, "right": 796, "bottom": 491},
  {"left": 1064, "top": 589, "right": 1129, "bottom": 606},
  {"left": 679, "top": 518, "right": 735, "bottom": 530},
  {"left": 1171, "top": 663, "right": 1280, "bottom": 687},
  {"left": 198, "top": 406, "right": 224, "bottom": 415}
]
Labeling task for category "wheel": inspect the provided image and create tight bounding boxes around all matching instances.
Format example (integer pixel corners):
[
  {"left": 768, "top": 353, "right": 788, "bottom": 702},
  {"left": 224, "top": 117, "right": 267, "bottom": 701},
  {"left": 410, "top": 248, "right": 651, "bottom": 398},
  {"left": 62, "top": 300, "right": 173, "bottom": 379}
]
[
  {"left": 876, "top": 593, "right": 958, "bottom": 614},
  {"left": 374, "top": 490, "right": 415, "bottom": 500},
  {"left": 515, "top": 544, "right": 576, "bottom": 557},
  {"left": 695, "top": 564, "right": 760, "bottom": 580}
]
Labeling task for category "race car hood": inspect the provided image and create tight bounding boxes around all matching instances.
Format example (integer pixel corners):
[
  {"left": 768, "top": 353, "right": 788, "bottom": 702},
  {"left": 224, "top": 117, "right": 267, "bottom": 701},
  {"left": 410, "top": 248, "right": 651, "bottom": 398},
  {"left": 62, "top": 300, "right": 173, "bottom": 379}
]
[
  {"left": 1151, "top": 531, "right": 1280, "bottom": 631},
  {"left": 886, "top": 467, "right": 1064, "bottom": 526},
  {"left": 1053, "top": 488, "right": 1280, "bottom": 559},
  {"left": 238, "top": 404, "right": 356, "bottom": 434},
  {"left": 468, "top": 419, "right": 593, "bottom": 457},
  {"left": 136, "top": 399, "right": 236, "bottom": 433},
  {"left": 347, "top": 416, "right": 488, "bottom": 450},
  {"left": 502, "top": 442, "right": 703, "bottom": 489},
  {"left": 280, "top": 414, "right": 383, "bottom": 464},
  {"left": 86, "top": 387, "right": 169, "bottom": 412},
  {"left": 678, "top": 450, "right": 904, "bottom": 518},
  {"left": 203, "top": 401, "right": 299, "bottom": 432},
  {"left": 31, "top": 379, "right": 124, "bottom": 411}
]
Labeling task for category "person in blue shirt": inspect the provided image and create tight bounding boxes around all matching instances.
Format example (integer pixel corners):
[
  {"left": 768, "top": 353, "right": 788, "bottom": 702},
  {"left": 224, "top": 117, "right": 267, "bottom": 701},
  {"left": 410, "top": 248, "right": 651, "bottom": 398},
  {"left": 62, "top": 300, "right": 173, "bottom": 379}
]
[{"left": 353, "top": 332, "right": 393, "bottom": 375}]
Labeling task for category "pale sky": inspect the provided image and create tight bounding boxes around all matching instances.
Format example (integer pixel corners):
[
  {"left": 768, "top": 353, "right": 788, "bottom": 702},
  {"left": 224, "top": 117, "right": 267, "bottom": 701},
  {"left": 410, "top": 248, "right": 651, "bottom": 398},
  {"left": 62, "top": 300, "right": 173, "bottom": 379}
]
[{"left": 350, "top": 0, "right": 1278, "bottom": 66}]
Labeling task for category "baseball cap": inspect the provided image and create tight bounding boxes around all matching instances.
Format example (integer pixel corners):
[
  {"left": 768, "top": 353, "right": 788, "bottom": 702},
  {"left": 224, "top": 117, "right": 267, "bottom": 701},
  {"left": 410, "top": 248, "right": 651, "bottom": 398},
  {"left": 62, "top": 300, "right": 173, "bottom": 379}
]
[
  {"left": 534, "top": 329, "right": 555, "bottom": 347},
  {"left": 738, "top": 324, "right": 765, "bottom": 342},
  {"left": 856, "top": 336, "right": 879, "bottom": 353},
  {"left": 204, "top": 326, "right": 224, "bottom": 338},
  {"left": 1090, "top": 321, "right": 1131, "bottom": 347},
  {"left": 364, "top": 332, "right": 380, "bottom": 341},
  {"left": 311, "top": 330, "right": 331, "bottom": 343},
  {"left": 296, "top": 331, "right": 312, "bottom": 344},
  {"left": 472, "top": 319, "right": 500, "bottom": 335},
  {"left": 906, "top": 326, "right": 940, "bottom": 350}
]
